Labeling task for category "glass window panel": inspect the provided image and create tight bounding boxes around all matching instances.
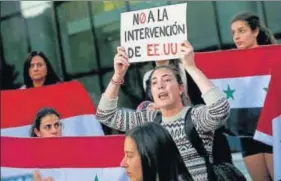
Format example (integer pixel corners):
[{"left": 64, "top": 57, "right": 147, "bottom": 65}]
[
  {"left": 91, "top": 1, "right": 125, "bottom": 14},
  {"left": 90, "top": 1, "right": 126, "bottom": 69},
  {"left": 1, "top": 1, "right": 21, "bottom": 17},
  {"left": 148, "top": 1, "right": 219, "bottom": 50},
  {"left": 20, "top": 1, "right": 52, "bottom": 17},
  {"left": 74, "top": 75, "right": 101, "bottom": 105},
  {"left": 186, "top": 2, "right": 220, "bottom": 50},
  {"left": 128, "top": 1, "right": 167, "bottom": 11},
  {"left": 1, "top": 16, "right": 28, "bottom": 85},
  {"left": 24, "top": 3, "right": 62, "bottom": 78},
  {"left": 56, "top": 2, "right": 98, "bottom": 75},
  {"left": 168, "top": 0, "right": 187, "bottom": 4},
  {"left": 263, "top": 2, "right": 281, "bottom": 34}
]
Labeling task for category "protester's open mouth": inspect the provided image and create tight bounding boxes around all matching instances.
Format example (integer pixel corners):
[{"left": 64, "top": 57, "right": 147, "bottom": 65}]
[{"left": 158, "top": 92, "right": 168, "bottom": 100}]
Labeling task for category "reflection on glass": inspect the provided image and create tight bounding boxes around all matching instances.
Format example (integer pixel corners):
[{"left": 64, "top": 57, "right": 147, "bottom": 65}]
[
  {"left": 90, "top": 1, "right": 126, "bottom": 69},
  {"left": 128, "top": 1, "right": 168, "bottom": 11},
  {"left": 185, "top": 2, "right": 220, "bottom": 50},
  {"left": 57, "top": 2, "right": 98, "bottom": 74},
  {"left": 1, "top": 16, "right": 29, "bottom": 85},
  {"left": 168, "top": 0, "right": 188, "bottom": 4},
  {"left": 103, "top": 1, "right": 125, "bottom": 12},
  {"left": 74, "top": 75, "right": 101, "bottom": 104},
  {"left": 264, "top": 2, "right": 281, "bottom": 33},
  {"left": 20, "top": 1, "right": 51, "bottom": 18}
]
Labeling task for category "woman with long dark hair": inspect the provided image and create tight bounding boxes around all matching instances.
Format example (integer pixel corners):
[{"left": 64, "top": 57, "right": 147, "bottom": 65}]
[
  {"left": 22, "top": 51, "right": 60, "bottom": 89},
  {"left": 231, "top": 11, "right": 277, "bottom": 181},
  {"left": 231, "top": 12, "right": 277, "bottom": 49},
  {"left": 121, "top": 122, "right": 193, "bottom": 181}
]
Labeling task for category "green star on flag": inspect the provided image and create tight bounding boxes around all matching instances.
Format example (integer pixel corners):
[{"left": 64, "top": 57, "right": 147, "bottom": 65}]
[
  {"left": 224, "top": 84, "right": 235, "bottom": 100},
  {"left": 263, "top": 87, "right": 268, "bottom": 92},
  {"left": 94, "top": 175, "right": 99, "bottom": 181}
]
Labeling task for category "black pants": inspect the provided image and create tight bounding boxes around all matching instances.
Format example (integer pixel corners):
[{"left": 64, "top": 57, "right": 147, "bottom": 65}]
[{"left": 240, "top": 137, "right": 272, "bottom": 157}]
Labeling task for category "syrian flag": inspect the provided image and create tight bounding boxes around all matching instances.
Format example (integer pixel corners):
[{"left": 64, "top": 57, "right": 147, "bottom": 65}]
[
  {"left": 253, "top": 59, "right": 281, "bottom": 181},
  {"left": 1, "top": 136, "right": 128, "bottom": 181},
  {"left": 253, "top": 58, "right": 281, "bottom": 146},
  {"left": 1, "top": 81, "right": 128, "bottom": 181},
  {"left": 1, "top": 81, "right": 104, "bottom": 137},
  {"left": 195, "top": 45, "right": 281, "bottom": 136},
  {"left": 196, "top": 45, "right": 281, "bottom": 179}
]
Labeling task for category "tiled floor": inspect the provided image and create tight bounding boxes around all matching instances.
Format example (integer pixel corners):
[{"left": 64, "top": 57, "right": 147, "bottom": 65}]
[{"left": 232, "top": 152, "right": 252, "bottom": 181}]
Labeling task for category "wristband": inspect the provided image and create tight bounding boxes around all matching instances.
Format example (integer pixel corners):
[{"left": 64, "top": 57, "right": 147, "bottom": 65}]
[{"left": 111, "top": 78, "right": 124, "bottom": 85}]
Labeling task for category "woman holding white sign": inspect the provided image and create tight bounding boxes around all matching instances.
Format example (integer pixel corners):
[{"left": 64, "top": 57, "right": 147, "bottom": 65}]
[
  {"left": 96, "top": 40, "right": 233, "bottom": 180},
  {"left": 137, "top": 59, "right": 234, "bottom": 166}
]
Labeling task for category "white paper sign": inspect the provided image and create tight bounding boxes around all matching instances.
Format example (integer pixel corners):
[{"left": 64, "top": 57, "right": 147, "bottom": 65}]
[{"left": 121, "top": 3, "right": 187, "bottom": 63}]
